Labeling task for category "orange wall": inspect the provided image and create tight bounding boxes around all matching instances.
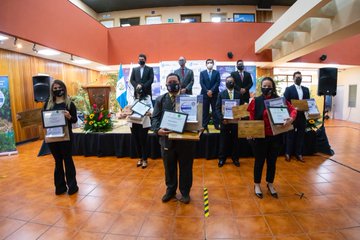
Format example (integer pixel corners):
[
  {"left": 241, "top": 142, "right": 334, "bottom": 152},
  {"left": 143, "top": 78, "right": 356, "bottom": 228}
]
[
  {"left": 108, "top": 22, "right": 273, "bottom": 64},
  {"left": 0, "top": 0, "right": 108, "bottom": 64}
]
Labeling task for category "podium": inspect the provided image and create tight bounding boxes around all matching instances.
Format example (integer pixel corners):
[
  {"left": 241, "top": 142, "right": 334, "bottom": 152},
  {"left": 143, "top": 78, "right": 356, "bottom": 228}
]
[{"left": 82, "top": 85, "right": 111, "bottom": 110}]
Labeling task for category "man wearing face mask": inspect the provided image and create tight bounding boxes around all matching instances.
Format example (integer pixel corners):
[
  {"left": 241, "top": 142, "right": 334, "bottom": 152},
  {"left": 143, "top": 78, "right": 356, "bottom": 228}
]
[
  {"left": 130, "top": 53, "right": 154, "bottom": 98},
  {"left": 215, "top": 76, "right": 244, "bottom": 167},
  {"left": 174, "top": 56, "right": 194, "bottom": 95},
  {"left": 200, "top": 59, "right": 220, "bottom": 131},
  {"left": 152, "top": 73, "right": 196, "bottom": 204},
  {"left": 283, "top": 71, "right": 310, "bottom": 162},
  {"left": 230, "top": 60, "right": 253, "bottom": 103}
]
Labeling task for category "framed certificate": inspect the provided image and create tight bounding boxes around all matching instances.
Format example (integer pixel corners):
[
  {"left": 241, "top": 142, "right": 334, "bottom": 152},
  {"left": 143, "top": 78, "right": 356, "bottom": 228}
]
[
  {"left": 131, "top": 101, "right": 150, "bottom": 116},
  {"left": 222, "top": 99, "right": 240, "bottom": 119},
  {"left": 268, "top": 107, "right": 290, "bottom": 125},
  {"left": 160, "top": 111, "right": 188, "bottom": 133},
  {"left": 42, "top": 110, "right": 66, "bottom": 128}
]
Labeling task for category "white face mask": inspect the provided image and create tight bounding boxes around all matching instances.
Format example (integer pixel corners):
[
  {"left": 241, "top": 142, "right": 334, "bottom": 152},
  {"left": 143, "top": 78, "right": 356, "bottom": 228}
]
[{"left": 206, "top": 63, "right": 213, "bottom": 70}]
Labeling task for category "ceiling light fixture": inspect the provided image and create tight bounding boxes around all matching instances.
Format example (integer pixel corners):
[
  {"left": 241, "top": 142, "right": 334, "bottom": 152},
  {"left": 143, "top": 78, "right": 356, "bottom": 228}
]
[
  {"left": 0, "top": 35, "right": 9, "bottom": 41},
  {"left": 32, "top": 43, "right": 38, "bottom": 53},
  {"left": 72, "top": 59, "right": 91, "bottom": 65},
  {"left": 38, "top": 49, "right": 61, "bottom": 56},
  {"left": 70, "top": 54, "right": 74, "bottom": 61},
  {"left": 14, "top": 37, "right": 22, "bottom": 48}
]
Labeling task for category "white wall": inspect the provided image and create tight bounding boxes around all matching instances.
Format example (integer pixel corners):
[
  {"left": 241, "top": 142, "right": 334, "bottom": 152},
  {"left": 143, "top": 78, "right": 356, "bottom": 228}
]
[{"left": 337, "top": 67, "right": 360, "bottom": 123}]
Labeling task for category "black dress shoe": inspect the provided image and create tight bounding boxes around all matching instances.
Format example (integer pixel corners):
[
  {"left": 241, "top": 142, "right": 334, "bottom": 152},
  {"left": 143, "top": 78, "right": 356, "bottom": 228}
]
[
  {"left": 254, "top": 186, "right": 263, "bottom": 199},
  {"left": 162, "top": 192, "right": 176, "bottom": 202},
  {"left": 285, "top": 154, "right": 291, "bottom": 162},
  {"left": 296, "top": 155, "right": 305, "bottom": 163},
  {"left": 137, "top": 159, "right": 142, "bottom": 167},
  {"left": 267, "top": 184, "right": 278, "bottom": 199},
  {"left": 218, "top": 160, "right": 225, "bottom": 167},
  {"left": 68, "top": 186, "right": 79, "bottom": 195},
  {"left": 179, "top": 195, "right": 190, "bottom": 204},
  {"left": 55, "top": 187, "right": 67, "bottom": 195},
  {"left": 233, "top": 160, "right": 240, "bottom": 167},
  {"left": 204, "top": 126, "right": 209, "bottom": 133}
]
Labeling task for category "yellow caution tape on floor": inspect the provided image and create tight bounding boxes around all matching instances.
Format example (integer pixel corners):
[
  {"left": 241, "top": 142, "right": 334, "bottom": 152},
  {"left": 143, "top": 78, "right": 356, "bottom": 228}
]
[{"left": 204, "top": 187, "right": 209, "bottom": 217}]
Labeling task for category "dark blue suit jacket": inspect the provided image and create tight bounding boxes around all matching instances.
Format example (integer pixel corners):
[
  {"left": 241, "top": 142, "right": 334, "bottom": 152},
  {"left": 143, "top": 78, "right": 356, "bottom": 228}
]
[{"left": 200, "top": 69, "right": 220, "bottom": 95}]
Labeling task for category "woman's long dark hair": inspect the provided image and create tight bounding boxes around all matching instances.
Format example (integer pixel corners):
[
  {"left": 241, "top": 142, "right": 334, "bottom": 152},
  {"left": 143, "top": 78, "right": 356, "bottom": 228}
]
[
  {"left": 46, "top": 79, "right": 71, "bottom": 110},
  {"left": 261, "top": 77, "right": 279, "bottom": 98}
]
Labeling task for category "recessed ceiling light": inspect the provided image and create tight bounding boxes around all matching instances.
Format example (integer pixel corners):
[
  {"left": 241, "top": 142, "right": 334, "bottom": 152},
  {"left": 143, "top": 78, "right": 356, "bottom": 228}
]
[
  {"left": 97, "top": 66, "right": 111, "bottom": 71},
  {"left": 73, "top": 59, "right": 91, "bottom": 64},
  {"left": 0, "top": 35, "right": 9, "bottom": 41},
  {"left": 38, "top": 49, "right": 61, "bottom": 56}
]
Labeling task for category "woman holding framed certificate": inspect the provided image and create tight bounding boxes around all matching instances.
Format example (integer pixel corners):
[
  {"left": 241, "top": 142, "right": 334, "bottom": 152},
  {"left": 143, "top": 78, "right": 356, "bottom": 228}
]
[
  {"left": 247, "top": 77, "right": 297, "bottom": 199},
  {"left": 44, "top": 80, "right": 79, "bottom": 195},
  {"left": 127, "top": 87, "right": 153, "bottom": 169}
]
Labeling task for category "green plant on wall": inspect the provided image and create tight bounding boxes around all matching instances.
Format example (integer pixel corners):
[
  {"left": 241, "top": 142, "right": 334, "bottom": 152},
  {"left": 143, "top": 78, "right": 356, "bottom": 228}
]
[
  {"left": 70, "top": 81, "right": 91, "bottom": 115},
  {"left": 105, "top": 73, "right": 120, "bottom": 113}
]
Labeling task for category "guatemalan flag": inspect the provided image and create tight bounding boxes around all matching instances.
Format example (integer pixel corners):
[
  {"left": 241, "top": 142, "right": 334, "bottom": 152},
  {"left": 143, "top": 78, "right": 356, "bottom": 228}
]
[{"left": 116, "top": 64, "right": 127, "bottom": 109}]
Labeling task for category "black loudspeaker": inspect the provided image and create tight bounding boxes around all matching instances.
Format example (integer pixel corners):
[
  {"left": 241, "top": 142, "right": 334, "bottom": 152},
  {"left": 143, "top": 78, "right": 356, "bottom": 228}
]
[
  {"left": 227, "top": 51, "right": 233, "bottom": 59},
  {"left": 33, "top": 75, "right": 50, "bottom": 102},
  {"left": 318, "top": 67, "right": 337, "bottom": 96}
]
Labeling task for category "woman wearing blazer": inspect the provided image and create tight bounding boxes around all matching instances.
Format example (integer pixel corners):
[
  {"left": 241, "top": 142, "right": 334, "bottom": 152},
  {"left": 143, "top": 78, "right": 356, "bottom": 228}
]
[{"left": 247, "top": 77, "right": 297, "bottom": 199}]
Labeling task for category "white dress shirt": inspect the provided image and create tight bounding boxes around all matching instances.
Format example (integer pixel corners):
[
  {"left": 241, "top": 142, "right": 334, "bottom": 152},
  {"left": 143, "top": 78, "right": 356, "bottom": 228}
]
[
  {"left": 140, "top": 66, "right": 144, "bottom": 79},
  {"left": 294, "top": 84, "right": 303, "bottom": 100}
]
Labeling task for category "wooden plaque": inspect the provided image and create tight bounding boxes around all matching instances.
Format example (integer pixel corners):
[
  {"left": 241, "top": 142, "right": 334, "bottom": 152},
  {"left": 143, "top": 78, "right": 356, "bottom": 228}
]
[
  {"left": 82, "top": 85, "right": 111, "bottom": 110},
  {"left": 168, "top": 131, "right": 201, "bottom": 141},
  {"left": 238, "top": 120, "right": 265, "bottom": 138},
  {"left": 232, "top": 105, "right": 249, "bottom": 119},
  {"left": 17, "top": 108, "right": 42, "bottom": 127},
  {"left": 291, "top": 99, "right": 309, "bottom": 111},
  {"left": 269, "top": 119, "right": 294, "bottom": 136}
]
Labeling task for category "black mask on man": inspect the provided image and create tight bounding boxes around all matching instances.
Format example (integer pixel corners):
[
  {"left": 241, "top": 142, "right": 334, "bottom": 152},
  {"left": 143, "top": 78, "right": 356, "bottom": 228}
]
[
  {"left": 178, "top": 60, "right": 185, "bottom": 66},
  {"left": 295, "top": 77, "right": 302, "bottom": 86},
  {"left": 261, "top": 87, "right": 272, "bottom": 96},
  {"left": 226, "top": 81, "right": 234, "bottom": 90},
  {"left": 139, "top": 60, "right": 145, "bottom": 66},
  {"left": 167, "top": 83, "right": 180, "bottom": 93},
  {"left": 53, "top": 89, "right": 64, "bottom": 97},
  {"left": 237, "top": 65, "right": 244, "bottom": 71}
]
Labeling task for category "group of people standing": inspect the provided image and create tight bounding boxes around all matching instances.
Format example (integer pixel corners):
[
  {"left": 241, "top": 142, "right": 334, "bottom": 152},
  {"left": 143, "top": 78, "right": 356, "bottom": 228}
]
[{"left": 45, "top": 53, "right": 310, "bottom": 204}]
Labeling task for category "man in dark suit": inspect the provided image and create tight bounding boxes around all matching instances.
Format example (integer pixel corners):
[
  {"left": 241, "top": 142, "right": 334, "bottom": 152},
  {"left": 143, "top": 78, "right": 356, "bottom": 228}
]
[
  {"left": 200, "top": 59, "right": 220, "bottom": 131},
  {"left": 130, "top": 53, "right": 154, "bottom": 97},
  {"left": 152, "top": 73, "right": 195, "bottom": 204},
  {"left": 174, "top": 56, "right": 194, "bottom": 95},
  {"left": 283, "top": 71, "right": 310, "bottom": 162},
  {"left": 231, "top": 60, "right": 253, "bottom": 103},
  {"left": 216, "top": 76, "right": 244, "bottom": 168}
]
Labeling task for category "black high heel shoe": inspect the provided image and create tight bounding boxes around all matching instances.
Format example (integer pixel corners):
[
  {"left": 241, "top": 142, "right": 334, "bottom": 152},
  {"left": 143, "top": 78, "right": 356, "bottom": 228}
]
[
  {"left": 267, "top": 184, "right": 278, "bottom": 198},
  {"left": 254, "top": 186, "right": 263, "bottom": 199}
]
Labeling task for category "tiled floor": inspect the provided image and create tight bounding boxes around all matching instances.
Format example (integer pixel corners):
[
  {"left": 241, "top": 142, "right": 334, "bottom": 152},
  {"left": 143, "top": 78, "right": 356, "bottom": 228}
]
[{"left": 0, "top": 120, "right": 359, "bottom": 239}]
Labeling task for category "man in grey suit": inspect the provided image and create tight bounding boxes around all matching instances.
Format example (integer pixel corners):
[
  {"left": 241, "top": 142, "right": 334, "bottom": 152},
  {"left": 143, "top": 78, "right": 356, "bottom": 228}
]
[
  {"left": 130, "top": 53, "right": 154, "bottom": 97},
  {"left": 174, "top": 56, "right": 194, "bottom": 95},
  {"left": 152, "top": 73, "right": 195, "bottom": 204}
]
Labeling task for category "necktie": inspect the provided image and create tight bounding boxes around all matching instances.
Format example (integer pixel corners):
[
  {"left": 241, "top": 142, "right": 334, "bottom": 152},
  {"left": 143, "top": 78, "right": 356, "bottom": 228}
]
[
  {"left": 170, "top": 95, "right": 176, "bottom": 110},
  {"left": 208, "top": 71, "right": 212, "bottom": 79},
  {"left": 181, "top": 68, "right": 185, "bottom": 78},
  {"left": 229, "top": 91, "right": 233, "bottom": 100},
  {"left": 240, "top": 72, "right": 244, "bottom": 82}
]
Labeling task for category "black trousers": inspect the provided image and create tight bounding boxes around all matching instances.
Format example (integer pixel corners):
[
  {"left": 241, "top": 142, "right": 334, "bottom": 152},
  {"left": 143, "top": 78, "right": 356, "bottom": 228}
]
[
  {"left": 48, "top": 140, "right": 77, "bottom": 192},
  {"left": 130, "top": 124, "right": 150, "bottom": 160},
  {"left": 219, "top": 123, "right": 239, "bottom": 162},
  {"left": 286, "top": 115, "right": 306, "bottom": 156},
  {"left": 253, "top": 135, "right": 281, "bottom": 184},
  {"left": 202, "top": 94, "right": 219, "bottom": 127},
  {"left": 160, "top": 140, "right": 195, "bottom": 197}
]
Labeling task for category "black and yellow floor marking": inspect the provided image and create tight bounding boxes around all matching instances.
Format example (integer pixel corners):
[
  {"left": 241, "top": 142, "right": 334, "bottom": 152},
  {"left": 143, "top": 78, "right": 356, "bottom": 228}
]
[{"left": 204, "top": 187, "right": 209, "bottom": 217}]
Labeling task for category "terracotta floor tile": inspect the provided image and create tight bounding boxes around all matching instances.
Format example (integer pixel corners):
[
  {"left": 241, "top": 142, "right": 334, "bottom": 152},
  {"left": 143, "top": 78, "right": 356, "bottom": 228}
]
[
  {"left": 231, "top": 198, "right": 261, "bottom": 216},
  {"left": 205, "top": 216, "right": 240, "bottom": 238},
  {"left": 226, "top": 186, "right": 252, "bottom": 199},
  {"left": 344, "top": 206, "right": 360, "bottom": 224},
  {"left": 148, "top": 199, "right": 178, "bottom": 216},
  {"left": 206, "top": 200, "right": 233, "bottom": 217},
  {"left": 293, "top": 212, "right": 331, "bottom": 233},
  {"left": 75, "top": 195, "right": 105, "bottom": 211},
  {"left": 265, "top": 214, "right": 303, "bottom": 235},
  {"left": 120, "top": 198, "right": 153, "bottom": 215},
  {"left": 30, "top": 207, "right": 64, "bottom": 225},
  {"left": 5, "top": 222, "right": 50, "bottom": 240},
  {"left": 81, "top": 212, "right": 118, "bottom": 233},
  {"left": 103, "top": 234, "right": 137, "bottom": 240},
  {"left": 108, "top": 214, "right": 145, "bottom": 235},
  {"left": 176, "top": 200, "right": 205, "bottom": 217},
  {"left": 173, "top": 217, "right": 204, "bottom": 239},
  {"left": 0, "top": 218, "right": 26, "bottom": 239},
  {"left": 72, "top": 231, "right": 105, "bottom": 240},
  {"left": 338, "top": 227, "right": 360, "bottom": 240},
  {"left": 138, "top": 215, "right": 174, "bottom": 238},
  {"left": 38, "top": 226, "right": 77, "bottom": 240},
  {"left": 257, "top": 198, "right": 288, "bottom": 214},
  {"left": 308, "top": 231, "right": 345, "bottom": 240},
  {"left": 320, "top": 209, "right": 359, "bottom": 229},
  {"left": 236, "top": 216, "right": 272, "bottom": 238},
  {"left": 275, "top": 235, "right": 310, "bottom": 240},
  {"left": 8, "top": 204, "right": 45, "bottom": 221},
  {"left": 206, "top": 186, "right": 229, "bottom": 201},
  {"left": 54, "top": 209, "right": 92, "bottom": 230}
]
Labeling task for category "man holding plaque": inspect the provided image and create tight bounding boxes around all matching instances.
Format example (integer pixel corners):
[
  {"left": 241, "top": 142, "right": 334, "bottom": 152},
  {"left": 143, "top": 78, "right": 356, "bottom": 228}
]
[
  {"left": 174, "top": 56, "right": 194, "bottom": 94},
  {"left": 130, "top": 53, "right": 154, "bottom": 97},
  {"left": 215, "top": 76, "right": 243, "bottom": 167},
  {"left": 230, "top": 60, "right": 253, "bottom": 103},
  {"left": 283, "top": 71, "right": 310, "bottom": 162},
  {"left": 152, "top": 73, "right": 196, "bottom": 204}
]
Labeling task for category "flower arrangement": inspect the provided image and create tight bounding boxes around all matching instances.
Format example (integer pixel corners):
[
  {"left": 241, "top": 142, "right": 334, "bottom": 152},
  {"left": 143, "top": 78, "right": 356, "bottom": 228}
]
[
  {"left": 83, "top": 104, "right": 113, "bottom": 132},
  {"left": 305, "top": 118, "right": 322, "bottom": 132}
]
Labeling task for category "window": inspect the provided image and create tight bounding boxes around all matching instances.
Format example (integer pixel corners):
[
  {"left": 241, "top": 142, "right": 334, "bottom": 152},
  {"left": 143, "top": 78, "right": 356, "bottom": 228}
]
[
  {"left": 256, "top": 10, "right": 273, "bottom": 22},
  {"left": 180, "top": 14, "right": 201, "bottom": 23},
  {"left": 233, "top": 13, "right": 255, "bottom": 23},
  {"left": 349, "top": 85, "right": 357, "bottom": 107},
  {"left": 274, "top": 74, "right": 312, "bottom": 96},
  {"left": 145, "top": 16, "right": 162, "bottom": 25},
  {"left": 210, "top": 13, "right": 227, "bottom": 23},
  {"left": 100, "top": 20, "right": 114, "bottom": 28},
  {"left": 120, "top": 17, "right": 140, "bottom": 27}
]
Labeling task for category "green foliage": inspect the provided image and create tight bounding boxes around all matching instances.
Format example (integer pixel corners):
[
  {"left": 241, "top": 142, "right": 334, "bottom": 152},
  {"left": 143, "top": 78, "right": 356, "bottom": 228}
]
[
  {"left": 83, "top": 103, "right": 113, "bottom": 132},
  {"left": 0, "top": 131, "right": 16, "bottom": 152},
  {"left": 70, "top": 82, "right": 91, "bottom": 115},
  {"left": 306, "top": 118, "right": 322, "bottom": 132},
  {"left": 105, "top": 73, "right": 120, "bottom": 113},
  {"left": 0, "top": 88, "right": 12, "bottom": 121}
]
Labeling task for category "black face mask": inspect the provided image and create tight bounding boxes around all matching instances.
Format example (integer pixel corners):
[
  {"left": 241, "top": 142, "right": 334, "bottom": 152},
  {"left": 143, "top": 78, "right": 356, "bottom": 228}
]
[
  {"left": 226, "top": 81, "right": 234, "bottom": 90},
  {"left": 139, "top": 60, "right": 145, "bottom": 66},
  {"left": 237, "top": 65, "right": 244, "bottom": 71},
  {"left": 53, "top": 89, "right": 64, "bottom": 97},
  {"left": 167, "top": 83, "right": 180, "bottom": 93},
  {"left": 261, "top": 87, "right": 272, "bottom": 96},
  {"left": 178, "top": 60, "right": 185, "bottom": 66},
  {"left": 295, "top": 77, "right": 302, "bottom": 86}
]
